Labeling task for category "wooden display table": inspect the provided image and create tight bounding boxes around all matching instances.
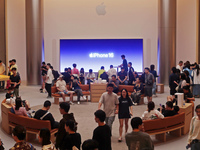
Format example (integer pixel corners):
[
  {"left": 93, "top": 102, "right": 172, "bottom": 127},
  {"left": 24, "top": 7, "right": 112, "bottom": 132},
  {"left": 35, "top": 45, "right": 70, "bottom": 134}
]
[
  {"left": 0, "top": 75, "right": 10, "bottom": 81},
  {"left": 156, "top": 83, "right": 164, "bottom": 94},
  {"left": 179, "top": 103, "right": 193, "bottom": 135},
  {"left": 1, "top": 99, "right": 12, "bottom": 134},
  {"left": 90, "top": 83, "right": 107, "bottom": 103}
]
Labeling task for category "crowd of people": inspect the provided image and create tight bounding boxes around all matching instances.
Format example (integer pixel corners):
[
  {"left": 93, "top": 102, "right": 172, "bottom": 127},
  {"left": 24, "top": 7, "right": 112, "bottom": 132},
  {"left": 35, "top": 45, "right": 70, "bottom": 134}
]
[{"left": 0, "top": 57, "right": 200, "bottom": 150}]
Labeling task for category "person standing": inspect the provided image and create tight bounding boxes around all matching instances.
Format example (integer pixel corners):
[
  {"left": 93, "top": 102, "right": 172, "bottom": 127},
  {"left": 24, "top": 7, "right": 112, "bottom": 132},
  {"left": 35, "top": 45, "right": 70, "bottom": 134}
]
[
  {"left": 9, "top": 59, "right": 18, "bottom": 76},
  {"left": 191, "top": 64, "right": 200, "bottom": 98},
  {"left": 128, "top": 62, "right": 135, "bottom": 85},
  {"left": 118, "top": 89, "right": 133, "bottom": 142},
  {"left": 93, "top": 110, "right": 112, "bottom": 150},
  {"left": 45, "top": 63, "right": 54, "bottom": 98},
  {"left": 150, "top": 64, "right": 159, "bottom": 97},
  {"left": 144, "top": 67, "right": 154, "bottom": 102},
  {"left": 169, "top": 67, "right": 179, "bottom": 98},
  {"left": 0, "top": 60, "right": 6, "bottom": 89},
  {"left": 176, "top": 61, "right": 183, "bottom": 73},
  {"left": 119, "top": 55, "right": 128, "bottom": 73},
  {"left": 187, "top": 104, "right": 200, "bottom": 150},
  {"left": 125, "top": 117, "right": 154, "bottom": 150},
  {"left": 107, "top": 65, "right": 117, "bottom": 81},
  {"left": 10, "top": 68, "right": 21, "bottom": 97},
  {"left": 62, "top": 68, "right": 71, "bottom": 84},
  {"left": 98, "top": 83, "right": 119, "bottom": 132},
  {"left": 40, "top": 62, "right": 47, "bottom": 93},
  {"left": 50, "top": 66, "right": 59, "bottom": 85}
]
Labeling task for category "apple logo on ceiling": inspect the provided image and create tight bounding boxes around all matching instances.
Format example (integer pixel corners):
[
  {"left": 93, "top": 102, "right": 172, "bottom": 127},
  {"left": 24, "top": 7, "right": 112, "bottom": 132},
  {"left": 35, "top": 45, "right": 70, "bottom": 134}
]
[{"left": 96, "top": 2, "right": 106, "bottom": 16}]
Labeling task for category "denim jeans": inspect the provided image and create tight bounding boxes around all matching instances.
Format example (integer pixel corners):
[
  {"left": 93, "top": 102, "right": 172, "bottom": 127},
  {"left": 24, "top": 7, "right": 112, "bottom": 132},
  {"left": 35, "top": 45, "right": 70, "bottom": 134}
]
[
  {"left": 105, "top": 116, "right": 115, "bottom": 132},
  {"left": 152, "top": 82, "right": 157, "bottom": 95}
]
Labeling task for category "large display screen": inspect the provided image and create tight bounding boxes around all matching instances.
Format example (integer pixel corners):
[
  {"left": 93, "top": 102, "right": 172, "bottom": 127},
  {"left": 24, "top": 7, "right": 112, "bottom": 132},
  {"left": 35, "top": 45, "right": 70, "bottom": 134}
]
[{"left": 60, "top": 39, "right": 143, "bottom": 72}]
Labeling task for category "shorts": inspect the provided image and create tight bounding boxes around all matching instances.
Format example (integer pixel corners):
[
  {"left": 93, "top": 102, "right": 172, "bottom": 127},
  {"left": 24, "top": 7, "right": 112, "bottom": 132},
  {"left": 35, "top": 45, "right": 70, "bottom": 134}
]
[
  {"left": 145, "top": 87, "right": 152, "bottom": 97},
  {"left": 58, "top": 90, "right": 69, "bottom": 95}
]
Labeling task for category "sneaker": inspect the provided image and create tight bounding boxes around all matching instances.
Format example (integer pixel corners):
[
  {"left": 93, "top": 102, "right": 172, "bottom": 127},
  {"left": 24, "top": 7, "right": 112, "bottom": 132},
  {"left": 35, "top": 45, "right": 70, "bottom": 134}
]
[
  {"left": 77, "top": 101, "right": 80, "bottom": 105},
  {"left": 69, "top": 101, "right": 74, "bottom": 105},
  {"left": 134, "top": 103, "right": 138, "bottom": 106},
  {"left": 82, "top": 96, "right": 86, "bottom": 100}
]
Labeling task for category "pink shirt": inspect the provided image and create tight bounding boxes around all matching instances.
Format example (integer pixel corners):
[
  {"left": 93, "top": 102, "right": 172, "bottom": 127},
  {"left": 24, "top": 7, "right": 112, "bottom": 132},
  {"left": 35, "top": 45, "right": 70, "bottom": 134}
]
[
  {"left": 72, "top": 68, "right": 79, "bottom": 76},
  {"left": 13, "top": 106, "right": 27, "bottom": 117}
]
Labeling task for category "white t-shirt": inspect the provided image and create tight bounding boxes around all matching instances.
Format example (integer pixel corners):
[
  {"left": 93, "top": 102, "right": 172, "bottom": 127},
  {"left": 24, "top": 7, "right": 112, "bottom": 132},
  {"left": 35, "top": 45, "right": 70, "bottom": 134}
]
[
  {"left": 0, "top": 63, "right": 5, "bottom": 75},
  {"left": 176, "top": 65, "right": 183, "bottom": 73},
  {"left": 188, "top": 116, "right": 200, "bottom": 144},
  {"left": 87, "top": 73, "right": 96, "bottom": 81},
  {"left": 142, "top": 109, "right": 164, "bottom": 120},
  {"left": 56, "top": 80, "right": 67, "bottom": 91},
  {"left": 191, "top": 69, "right": 200, "bottom": 84},
  {"left": 107, "top": 68, "right": 117, "bottom": 79},
  {"left": 46, "top": 69, "right": 54, "bottom": 84}
]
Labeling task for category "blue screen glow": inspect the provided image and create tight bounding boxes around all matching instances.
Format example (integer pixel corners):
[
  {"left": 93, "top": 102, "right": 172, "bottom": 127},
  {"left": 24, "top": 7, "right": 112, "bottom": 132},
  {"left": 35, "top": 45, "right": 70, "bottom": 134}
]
[{"left": 60, "top": 39, "right": 143, "bottom": 72}]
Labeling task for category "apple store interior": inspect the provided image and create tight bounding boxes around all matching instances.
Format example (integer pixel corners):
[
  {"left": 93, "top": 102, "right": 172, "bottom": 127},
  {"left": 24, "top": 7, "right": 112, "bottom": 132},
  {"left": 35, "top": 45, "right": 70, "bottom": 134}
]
[{"left": 0, "top": 0, "right": 200, "bottom": 150}]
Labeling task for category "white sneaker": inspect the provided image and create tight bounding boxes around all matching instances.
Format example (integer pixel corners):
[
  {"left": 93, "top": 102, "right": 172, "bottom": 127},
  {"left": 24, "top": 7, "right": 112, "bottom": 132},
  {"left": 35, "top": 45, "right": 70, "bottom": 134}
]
[
  {"left": 69, "top": 101, "right": 74, "bottom": 105},
  {"left": 82, "top": 96, "right": 86, "bottom": 100},
  {"left": 77, "top": 101, "right": 80, "bottom": 105}
]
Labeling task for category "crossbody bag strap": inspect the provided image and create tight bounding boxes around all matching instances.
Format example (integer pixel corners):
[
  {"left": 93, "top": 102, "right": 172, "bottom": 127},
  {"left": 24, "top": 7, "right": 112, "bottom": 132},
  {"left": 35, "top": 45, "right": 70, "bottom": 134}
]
[{"left": 40, "top": 111, "right": 50, "bottom": 120}]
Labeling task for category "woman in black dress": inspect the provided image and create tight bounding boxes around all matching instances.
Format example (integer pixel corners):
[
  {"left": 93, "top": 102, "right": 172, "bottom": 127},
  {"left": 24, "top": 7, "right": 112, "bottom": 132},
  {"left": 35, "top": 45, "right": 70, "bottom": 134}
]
[{"left": 118, "top": 88, "right": 133, "bottom": 142}]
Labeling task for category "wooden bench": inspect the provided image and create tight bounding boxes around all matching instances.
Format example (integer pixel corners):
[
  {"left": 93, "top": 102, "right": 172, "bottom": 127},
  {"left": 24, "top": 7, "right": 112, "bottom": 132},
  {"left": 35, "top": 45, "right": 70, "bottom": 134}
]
[
  {"left": 143, "top": 112, "right": 185, "bottom": 142},
  {"left": 117, "top": 85, "right": 145, "bottom": 105},
  {"left": 8, "top": 112, "right": 58, "bottom": 142},
  {"left": 52, "top": 84, "right": 90, "bottom": 104}
]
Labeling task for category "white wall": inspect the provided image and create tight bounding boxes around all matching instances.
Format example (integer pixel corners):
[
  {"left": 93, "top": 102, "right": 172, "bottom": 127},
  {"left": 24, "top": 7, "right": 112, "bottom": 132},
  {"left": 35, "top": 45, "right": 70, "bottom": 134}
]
[
  {"left": 176, "top": 0, "right": 197, "bottom": 64},
  {"left": 6, "top": 0, "right": 27, "bottom": 81},
  {"left": 44, "top": 0, "right": 158, "bottom": 72}
]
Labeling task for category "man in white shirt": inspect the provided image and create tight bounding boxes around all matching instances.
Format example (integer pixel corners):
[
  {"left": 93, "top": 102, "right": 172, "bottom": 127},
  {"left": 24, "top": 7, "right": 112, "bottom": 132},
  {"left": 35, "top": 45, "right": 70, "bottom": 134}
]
[
  {"left": 0, "top": 60, "right": 6, "bottom": 89},
  {"left": 188, "top": 105, "right": 200, "bottom": 150},
  {"left": 87, "top": 69, "right": 96, "bottom": 85},
  {"left": 56, "top": 75, "right": 74, "bottom": 103},
  {"left": 107, "top": 65, "right": 117, "bottom": 81},
  {"left": 176, "top": 61, "right": 183, "bottom": 73},
  {"left": 45, "top": 63, "right": 54, "bottom": 98}
]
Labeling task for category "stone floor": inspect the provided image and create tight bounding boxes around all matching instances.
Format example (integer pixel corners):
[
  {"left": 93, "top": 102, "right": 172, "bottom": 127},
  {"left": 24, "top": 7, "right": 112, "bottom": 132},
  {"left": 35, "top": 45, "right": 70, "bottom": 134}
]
[{"left": 0, "top": 85, "right": 199, "bottom": 150}]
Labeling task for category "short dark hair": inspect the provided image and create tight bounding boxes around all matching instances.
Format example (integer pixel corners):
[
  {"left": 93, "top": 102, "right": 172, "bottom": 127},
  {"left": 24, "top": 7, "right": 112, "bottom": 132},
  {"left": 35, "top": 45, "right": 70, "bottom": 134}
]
[
  {"left": 94, "top": 110, "right": 106, "bottom": 122},
  {"left": 44, "top": 100, "right": 51, "bottom": 107},
  {"left": 73, "top": 63, "right": 77, "bottom": 68},
  {"left": 65, "top": 68, "right": 68, "bottom": 72},
  {"left": 39, "top": 128, "right": 51, "bottom": 146},
  {"left": 47, "top": 63, "right": 51, "bottom": 67},
  {"left": 150, "top": 64, "right": 155, "bottom": 71},
  {"left": 131, "top": 117, "right": 143, "bottom": 129},
  {"left": 60, "top": 102, "right": 70, "bottom": 113},
  {"left": 110, "top": 65, "right": 113, "bottom": 68},
  {"left": 145, "top": 67, "right": 150, "bottom": 71},
  {"left": 148, "top": 101, "right": 155, "bottom": 112},
  {"left": 166, "top": 101, "right": 173, "bottom": 109},
  {"left": 9, "top": 60, "right": 12, "bottom": 63},
  {"left": 128, "top": 62, "right": 132, "bottom": 66},
  {"left": 179, "top": 61, "right": 183, "bottom": 64},
  {"left": 121, "top": 67, "right": 125, "bottom": 70},
  {"left": 101, "top": 66, "right": 104, "bottom": 69},
  {"left": 182, "top": 86, "right": 189, "bottom": 91},
  {"left": 172, "top": 67, "right": 177, "bottom": 73},
  {"left": 121, "top": 55, "right": 125, "bottom": 58},
  {"left": 50, "top": 66, "right": 53, "bottom": 69},
  {"left": 68, "top": 67, "right": 71, "bottom": 70},
  {"left": 107, "top": 83, "right": 114, "bottom": 88},
  {"left": 82, "top": 139, "right": 99, "bottom": 150},
  {"left": 111, "top": 75, "right": 116, "bottom": 78},
  {"left": 195, "top": 104, "right": 200, "bottom": 111},
  {"left": 11, "top": 67, "right": 17, "bottom": 71},
  {"left": 65, "top": 120, "right": 76, "bottom": 131},
  {"left": 12, "top": 125, "right": 26, "bottom": 140},
  {"left": 89, "top": 69, "right": 93, "bottom": 73},
  {"left": 42, "top": 62, "right": 45, "bottom": 65},
  {"left": 12, "top": 59, "right": 16, "bottom": 62}
]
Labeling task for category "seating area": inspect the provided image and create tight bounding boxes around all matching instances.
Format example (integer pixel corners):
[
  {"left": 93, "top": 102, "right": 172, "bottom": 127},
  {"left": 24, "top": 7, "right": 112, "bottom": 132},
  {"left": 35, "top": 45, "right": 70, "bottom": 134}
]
[{"left": 143, "top": 112, "right": 185, "bottom": 142}]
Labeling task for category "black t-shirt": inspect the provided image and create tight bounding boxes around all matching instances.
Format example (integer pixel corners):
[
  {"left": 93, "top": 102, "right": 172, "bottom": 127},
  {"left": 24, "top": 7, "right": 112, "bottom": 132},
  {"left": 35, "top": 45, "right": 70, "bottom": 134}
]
[
  {"left": 123, "top": 59, "right": 128, "bottom": 72},
  {"left": 62, "top": 133, "right": 81, "bottom": 150},
  {"left": 52, "top": 70, "right": 59, "bottom": 81},
  {"left": 34, "top": 109, "right": 56, "bottom": 129},
  {"left": 129, "top": 67, "right": 135, "bottom": 81},
  {"left": 118, "top": 97, "right": 133, "bottom": 116},
  {"left": 10, "top": 74, "right": 21, "bottom": 88},
  {"left": 6, "top": 92, "right": 13, "bottom": 99},
  {"left": 162, "top": 110, "right": 176, "bottom": 117},
  {"left": 118, "top": 71, "right": 127, "bottom": 81},
  {"left": 41, "top": 66, "right": 47, "bottom": 75},
  {"left": 62, "top": 72, "right": 71, "bottom": 84},
  {"left": 93, "top": 124, "right": 112, "bottom": 150}
]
